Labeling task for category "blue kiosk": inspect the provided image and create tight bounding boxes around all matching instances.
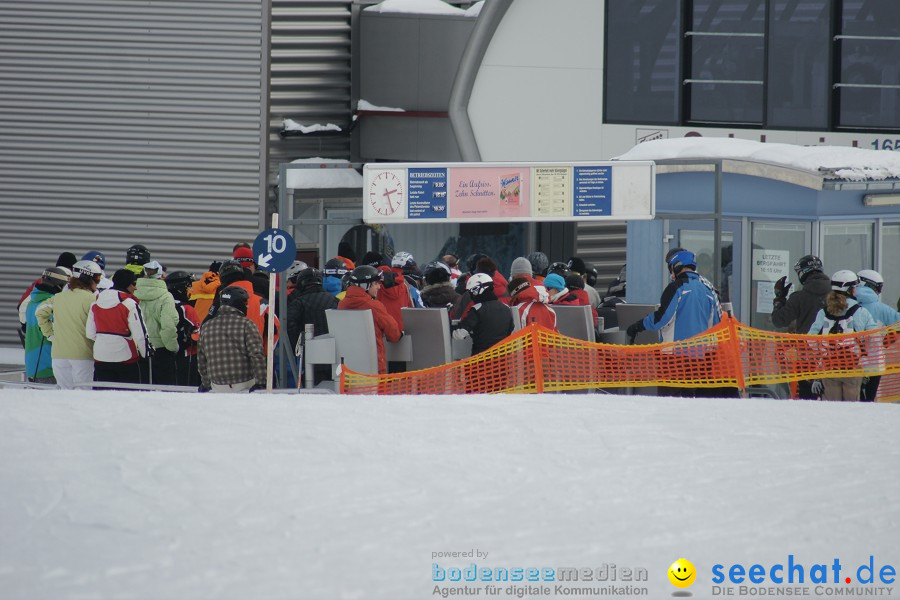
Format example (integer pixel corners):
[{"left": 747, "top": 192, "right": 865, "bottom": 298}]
[{"left": 619, "top": 138, "right": 900, "bottom": 333}]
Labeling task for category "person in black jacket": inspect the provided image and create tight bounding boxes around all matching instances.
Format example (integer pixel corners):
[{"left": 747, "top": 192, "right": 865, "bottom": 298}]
[
  {"left": 771, "top": 254, "right": 831, "bottom": 399},
  {"left": 287, "top": 267, "right": 338, "bottom": 385},
  {"left": 421, "top": 261, "right": 459, "bottom": 310},
  {"left": 452, "top": 273, "right": 514, "bottom": 356}
]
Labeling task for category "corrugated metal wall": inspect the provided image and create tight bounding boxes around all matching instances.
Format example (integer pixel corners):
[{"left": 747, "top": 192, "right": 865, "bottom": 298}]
[
  {"left": 577, "top": 221, "right": 627, "bottom": 293},
  {"left": 0, "top": 0, "right": 269, "bottom": 347},
  {"left": 267, "top": 0, "right": 352, "bottom": 190}
]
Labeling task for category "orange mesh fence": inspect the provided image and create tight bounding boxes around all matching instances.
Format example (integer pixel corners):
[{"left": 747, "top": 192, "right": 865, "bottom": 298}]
[{"left": 339, "top": 317, "right": 900, "bottom": 400}]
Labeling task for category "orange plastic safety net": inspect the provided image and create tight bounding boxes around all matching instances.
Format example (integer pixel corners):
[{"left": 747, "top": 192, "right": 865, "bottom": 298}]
[{"left": 340, "top": 316, "right": 900, "bottom": 400}]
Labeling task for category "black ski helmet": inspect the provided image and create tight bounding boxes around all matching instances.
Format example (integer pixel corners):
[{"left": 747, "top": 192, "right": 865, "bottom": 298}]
[
  {"left": 166, "top": 271, "right": 194, "bottom": 301},
  {"left": 220, "top": 285, "right": 250, "bottom": 315},
  {"left": 295, "top": 267, "right": 323, "bottom": 289},
  {"left": 218, "top": 260, "right": 246, "bottom": 286},
  {"left": 126, "top": 244, "right": 150, "bottom": 265},
  {"left": 323, "top": 258, "right": 349, "bottom": 277},
  {"left": 40, "top": 267, "right": 70, "bottom": 293},
  {"left": 348, "top": 264, "right": 381, "bottom": 287},
  {"left": 166, "top": 270, "right": 194, "bottom": 289},
  {"left": 794, "top": 254, "right": 823, "bottom": 283},
  {"left": 548, "top": 262, "right": 571, "bottom": 277}
]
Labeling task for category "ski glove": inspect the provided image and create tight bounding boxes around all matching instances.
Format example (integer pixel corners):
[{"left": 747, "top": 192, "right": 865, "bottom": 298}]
[
  {"left": 452, "top": 328, "right": 470, "bottom": 341},
  {"left": 810, "top": 380, "right": 824, "bottom": 396},
  {"left": 774, "top": 276, "right": 792, "bottom": 299},
  {"left": 626, "top": 320, "right": 645, "bottom": 344}
]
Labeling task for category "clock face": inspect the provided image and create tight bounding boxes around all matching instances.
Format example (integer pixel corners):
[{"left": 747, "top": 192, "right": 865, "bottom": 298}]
[{"left": 368, "top": 171, "right": 404, "bottom": 217}]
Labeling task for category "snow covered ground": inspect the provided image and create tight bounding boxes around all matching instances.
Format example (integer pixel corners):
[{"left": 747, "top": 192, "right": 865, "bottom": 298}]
[{"left": 1, "top": 389, "right": 898, "bottom": 600}]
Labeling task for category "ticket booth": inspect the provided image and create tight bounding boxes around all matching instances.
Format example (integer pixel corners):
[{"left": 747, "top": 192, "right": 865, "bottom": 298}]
[{"left": 621, "top": 140, "right": 900, "bottom": 331}]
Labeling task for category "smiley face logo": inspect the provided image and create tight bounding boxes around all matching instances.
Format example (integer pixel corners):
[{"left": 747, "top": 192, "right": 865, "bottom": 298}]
[{"left": 668, "top": 558, "right": 696, "bottom": 588}]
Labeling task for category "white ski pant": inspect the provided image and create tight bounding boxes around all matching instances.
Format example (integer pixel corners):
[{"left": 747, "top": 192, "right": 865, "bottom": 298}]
[
  {"left": 52, "top": 359, "right": 94, "bottom": 390},
  {"left": 211, "top": 379, "right": 255, "bottom": 393}
]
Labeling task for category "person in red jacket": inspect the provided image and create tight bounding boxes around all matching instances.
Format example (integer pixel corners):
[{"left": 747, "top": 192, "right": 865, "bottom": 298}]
[
  {"left": 86, "top": 269, "right": 148, "bottom": 385},
  {"left": 508, "top": 277, "right": 558, "bottom": 331},
  {"left": 375, "top": 263, "right": 414, "bottom": 330},
  {"left": 338, "top": 265, "right": 402, "bottom": 374}
]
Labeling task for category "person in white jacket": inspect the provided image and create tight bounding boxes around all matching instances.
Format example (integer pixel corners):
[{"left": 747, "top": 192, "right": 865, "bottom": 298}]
[{"left": 86, "top": 269, "right": 148, "bottom": 385}]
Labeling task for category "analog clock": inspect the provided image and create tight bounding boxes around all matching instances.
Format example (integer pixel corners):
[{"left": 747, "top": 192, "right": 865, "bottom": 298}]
[{"left": 368, "top": 170, "right": 404, "bottom": 217}]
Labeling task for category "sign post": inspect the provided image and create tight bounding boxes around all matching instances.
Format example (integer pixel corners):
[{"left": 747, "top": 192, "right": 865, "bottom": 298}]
[{"left": 252, "top": 215, "right": 297, "bottom": 392}]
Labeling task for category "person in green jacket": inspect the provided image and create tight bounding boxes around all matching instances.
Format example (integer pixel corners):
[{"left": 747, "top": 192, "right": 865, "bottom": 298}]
[
  {"left": 134, "top": 260, "right": 179, "bottom": 385},
  {"left": 35, "top": 261, "right": 100, "bottom": 389},
  {"left": 25, "top": 267, "right": 70, "bottom": 383}
]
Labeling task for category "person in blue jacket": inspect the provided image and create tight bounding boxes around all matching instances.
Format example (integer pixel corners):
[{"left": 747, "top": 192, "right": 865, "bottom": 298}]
[
  {"left": 854, "top": 269, "right": 900, "bottom": 401},
  {"left": 626, "top": 249, "right": 738, "bottom": 397}
]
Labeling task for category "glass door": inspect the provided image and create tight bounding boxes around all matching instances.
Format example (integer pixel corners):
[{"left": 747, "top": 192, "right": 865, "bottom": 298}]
[
  {"left": 667, "top": 219, "right": 742, "bottom": 320},
  {"left": 749, "top": 221, "right": 812, "bottom": 331}
]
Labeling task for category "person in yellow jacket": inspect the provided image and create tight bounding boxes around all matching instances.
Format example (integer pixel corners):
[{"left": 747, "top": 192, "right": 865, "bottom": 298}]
[
  {"left": 191, "top": 261, "right": 221, "bottom": 322},
  {"left": 35, "top": 260, "right": 100, "bottom": 389}
]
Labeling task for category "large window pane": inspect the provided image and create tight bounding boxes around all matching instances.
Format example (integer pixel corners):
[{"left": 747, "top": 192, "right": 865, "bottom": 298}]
[
  {"left": 881, "top": 224, "right": 900, "bottom": 311},
  {"left": 677, "top": 229, "right": 734, "bottom": 303},
  {"left": 605, "top": 1, "right": 680, "bottom": 124},
  {"left": 750, "top": 222, "right": 810, "bottom": 331},
  {"left": 687, "top": 0, "right": 765, "bottom": 124},
  {"left": 837, "top": 1, "right": 900, "bottom": 129},
  {"left": 766, "top": 1, "right": 830, "bottom": 128},
  {"left": 821, "top": 222, "right": 873, "bottom": 276}
]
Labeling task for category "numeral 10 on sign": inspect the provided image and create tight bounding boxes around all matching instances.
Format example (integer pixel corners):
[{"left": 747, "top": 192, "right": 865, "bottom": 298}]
[{"left": 263, "top": 232, "right": 288, "bottom": 254}]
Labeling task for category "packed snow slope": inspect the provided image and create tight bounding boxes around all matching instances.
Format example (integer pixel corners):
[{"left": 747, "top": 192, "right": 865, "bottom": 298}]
[{"left": 1, "top": 389, "right": 898, "bottom": 600}]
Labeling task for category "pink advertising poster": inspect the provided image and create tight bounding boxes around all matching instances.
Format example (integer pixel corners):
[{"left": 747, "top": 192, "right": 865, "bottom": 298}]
[{"left": 448, "top": 167, "right": 531, "bottom": 219}]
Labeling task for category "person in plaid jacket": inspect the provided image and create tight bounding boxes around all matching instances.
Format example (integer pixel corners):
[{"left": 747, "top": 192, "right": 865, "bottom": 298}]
[{"left": 198, "top": 286, "right": 266, "bottom": 393}]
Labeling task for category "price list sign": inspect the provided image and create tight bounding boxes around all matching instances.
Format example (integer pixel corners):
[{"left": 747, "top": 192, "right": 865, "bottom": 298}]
[
  {"left": 533, "top": 167, "right": 570, "bottom": 217},
  {"left": 408, "top": 168, "right": 448, "bottom": 219},
  {"left": 573, "top": 166, "right": 612, "bottom": 217}
]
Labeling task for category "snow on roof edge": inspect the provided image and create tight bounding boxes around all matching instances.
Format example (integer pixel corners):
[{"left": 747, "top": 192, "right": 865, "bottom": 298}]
[
  {"left": 615, "top": 138, "right": 900, "bottom": 182},
  {"left": 285, "top": 158, "right": 363, "bottom": 189}
]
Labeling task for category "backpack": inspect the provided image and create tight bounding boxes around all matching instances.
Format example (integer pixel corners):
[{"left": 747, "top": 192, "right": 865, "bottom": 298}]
[
  {"left": 822, "top": 303, "right": 861, "bottom": 335},
  {"left": 819, "top": 304, "right": 862, "bottom": 362}
]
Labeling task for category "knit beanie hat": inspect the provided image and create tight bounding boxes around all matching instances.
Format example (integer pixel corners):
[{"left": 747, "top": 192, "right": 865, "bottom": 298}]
[
  {"left": 510, "top": 257, "right": 533, "bottom": 278},
  {"left": 56, "top": 252, "right": 78, "bottom": 270},
  {"left": 112, "top": 269, "right": 137, "bottom": 291},
  {"left": 543, "top": 273, "right": 566, "bottom": 291},
  {"left": 233, "top": 246, "right": 255, "bottom": 265}
]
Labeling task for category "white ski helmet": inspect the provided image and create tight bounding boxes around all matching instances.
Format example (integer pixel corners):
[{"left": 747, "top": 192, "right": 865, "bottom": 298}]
[
  {"left": 466, "top": 272, "right": 493, "bottom": 296},
  {"left": 286, "top": 260, "right": 308, "bottom": 282},
  {"left": 857, "top": 269, "right": 884, "bottom": 293},
  {"left": 830, "top": 269, "right": 859, "bottom": 293},
  {"left": 391, "top": 251, "right": 415, "bottom": 268},
  {"left": 72, "top": 259, "right": 102, "bottom": 284}
]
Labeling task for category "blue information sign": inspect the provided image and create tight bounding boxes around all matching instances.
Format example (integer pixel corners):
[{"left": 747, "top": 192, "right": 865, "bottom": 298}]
[
  {"left": 573, "top": 166, "right": 612, "bottom": 217},
  {"left": 408, "top": 168, "right": 448, "bottom": 219},
  {"left": 252, "top": 228, "right": 297, "bottom": 273}
]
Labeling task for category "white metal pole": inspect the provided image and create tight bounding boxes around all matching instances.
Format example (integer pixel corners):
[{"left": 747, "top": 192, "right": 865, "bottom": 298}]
[{"left": 266, "top": 213, "right": 278, "bottom": 392}]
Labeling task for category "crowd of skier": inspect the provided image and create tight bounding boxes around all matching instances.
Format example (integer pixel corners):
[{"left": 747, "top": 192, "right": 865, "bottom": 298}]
[{"left": 16, "top": 241, "right": 900, "bottom": 399}]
